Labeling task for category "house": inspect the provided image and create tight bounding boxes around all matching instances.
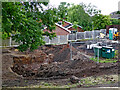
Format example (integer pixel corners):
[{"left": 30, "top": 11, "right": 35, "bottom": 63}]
[
  {"left": 110, "top": 2, "right": 120, "bottom": 19},
  {"left": 110, "top": 11, "right": 120, "bottom": 19},
  {"left": 43, "top": 22, "right": 71, "bottom": 35},
  {"left": 43, "top": 20, "right": 83, "bottom": 35}
]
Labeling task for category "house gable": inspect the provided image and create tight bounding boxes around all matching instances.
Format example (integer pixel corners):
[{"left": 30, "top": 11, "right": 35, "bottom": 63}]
[{"left": 43, "top": 24, "right": 70, "bottom": 35}]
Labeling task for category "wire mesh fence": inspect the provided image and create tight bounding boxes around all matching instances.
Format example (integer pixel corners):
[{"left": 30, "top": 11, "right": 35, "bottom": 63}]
[
  {"left": 2, "top": 39, "right": 11, "bottom": 46},
  {"left": 93, "top": 30, "right": 100, "bottom": 38},
  {"left": 59, "top": 35, "right": 68, "bottom": 44},
  {"left": 68, "top": 29, "right": 104, "bottom": 41},
  {"left": 85, "top": 31, "right": 93, "bottom": 39},
  {"left": 100, "top": 29, "right": 106, "bottom": 35},
  {"left": 43, "top": 35, "right": 68, "bottom": 44},
  {"left": 76, "top": 32, "right": 85, "bottom": 40},
  {"left": 0, "top": 29, "right": 106, "bottom": 47},
  {"left": 68, "top": 34, "right": 76, "bottom": 41}
]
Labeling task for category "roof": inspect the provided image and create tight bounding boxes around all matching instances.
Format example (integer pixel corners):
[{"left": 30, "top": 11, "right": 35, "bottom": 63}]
[
  {"left": 55, "top": 23, "right": 71, "bottom": 33},
  {"left": 63, "top": 20, "right": 82, "bottom": 28},
  {"left": 43, "top": 20, "right": 83, "bottom": 35},
  {"left": 43, "top": 24, "right": 71, "bottom": 35},
  {"left": 110, "top": 11, "right": 120, "bottom": 19}
]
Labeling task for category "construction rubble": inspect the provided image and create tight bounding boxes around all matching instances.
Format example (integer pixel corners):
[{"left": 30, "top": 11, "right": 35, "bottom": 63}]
[{"left": 10, "top": 45, "right": 118, "bottom": 79}]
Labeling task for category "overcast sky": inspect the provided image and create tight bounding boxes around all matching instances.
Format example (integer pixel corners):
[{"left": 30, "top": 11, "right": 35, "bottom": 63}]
[{"left": 49, "top": 0, "right": 120, "bottom": 15}]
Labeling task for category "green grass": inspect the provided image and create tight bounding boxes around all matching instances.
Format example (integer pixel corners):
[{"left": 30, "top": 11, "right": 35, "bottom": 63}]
[
  {"left": 115, "top": 50, "right": 118, "bottom": 58},
  {"left": 77, "top": 38, "right": 93, "bottom": 42},
  {"left": 90, "top": 57, "right": 117, "bottom": 63}
]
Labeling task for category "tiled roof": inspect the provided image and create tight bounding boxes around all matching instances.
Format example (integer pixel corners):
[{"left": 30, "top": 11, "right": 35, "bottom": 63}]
[{"left": 43, "top": 20, "right": 83, "bottom": 35}]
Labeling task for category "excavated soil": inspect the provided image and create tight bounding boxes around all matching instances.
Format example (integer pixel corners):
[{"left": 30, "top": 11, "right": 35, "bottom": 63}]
[{"left": 2, "top": 44, "right": 119, "bottom": 87}]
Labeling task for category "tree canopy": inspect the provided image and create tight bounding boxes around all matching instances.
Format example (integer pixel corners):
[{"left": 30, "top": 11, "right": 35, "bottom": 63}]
[
  {"left": 67, "top": 4, "right": 92, "bottom": 31},
  {"left": 92, "top": 14, "right": 112, "bottom": 30},
  {"left": 111, "top": 18, "right": 120, "bottom": 25},
  {"left": 57, "top": 2, "right": 113, "bottom": 31},
  {"left": 58, "top": 3, "right": 101, "bottom": 31},
  {"left": 2, "top": 2, "right": 59, "bottom": 51}
]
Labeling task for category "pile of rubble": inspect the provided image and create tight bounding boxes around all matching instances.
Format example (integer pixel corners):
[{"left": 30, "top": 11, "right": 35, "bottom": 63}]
[
  {"left": 11, "top": 49, "right": 97, "bottom": 78},
  {"left": 11, "top": 49, "right": 54, "bottom": 77},
  {"left": 10, "top": 45, "right": 118, "bottom": 78}
]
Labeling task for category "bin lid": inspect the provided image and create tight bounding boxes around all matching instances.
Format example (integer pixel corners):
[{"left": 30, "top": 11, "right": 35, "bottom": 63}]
[
  {"left": 102, "top": 46, "right": 113, "bottom": 49},
  {"left": 94, "top": 46, "right": 102, "bottom": 48}
]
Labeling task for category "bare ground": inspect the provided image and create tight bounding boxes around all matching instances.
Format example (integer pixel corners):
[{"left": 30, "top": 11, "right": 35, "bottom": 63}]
[{"left": 2, "top": 44, "right": 119, "bottom": 88}]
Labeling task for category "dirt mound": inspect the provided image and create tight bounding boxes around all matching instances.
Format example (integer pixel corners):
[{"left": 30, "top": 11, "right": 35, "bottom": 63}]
[
  {"left": 39, "top": 44, "right": 76, "bottom": 62},
  {"left": 10, "top": 44, "right": 94, "bottom": 78},
  {"left": 10, "top": 44, "right": 118, "bottom": 79},
  {"left": 11, "top": 54, "right": 118, "bottom": 79},
  {"left": 12, "top": 49, "right": 54, "bottom": 65},
  {"left": 11, "top": 56, "right": 95, "bottom": 78}
]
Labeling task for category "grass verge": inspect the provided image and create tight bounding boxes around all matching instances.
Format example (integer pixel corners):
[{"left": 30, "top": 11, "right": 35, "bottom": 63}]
[{"left": 90, "top": 57, "right": 117, "bottom": 63}]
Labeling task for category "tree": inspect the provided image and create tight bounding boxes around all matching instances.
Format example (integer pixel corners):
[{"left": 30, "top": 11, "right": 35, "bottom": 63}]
[
  {"left": 62, "top": 3, "right": 101, "bottom": 31},
  {"left": 57, "top": 2, "right": 70, "bottom": 19},
  {"left": 111, "top": 18, "right": 120, "bottom": 25},
  {"left": 116, "top": 11, "right": 120, "bottom": 14},
  {"left": 57, "top": 2, "right": 101, "bottom": 31},
  {"left": 92, "top": 14, "right": 112, "bottom": 30},
  {"left": 2, "top": 2, "right": 59, "bottom": 51},
  {"left": 67, "top": 4, "right": 92, "bottom": 31},
  {"left": 79, "top": 3, "right": 101, "bottom": 16}
]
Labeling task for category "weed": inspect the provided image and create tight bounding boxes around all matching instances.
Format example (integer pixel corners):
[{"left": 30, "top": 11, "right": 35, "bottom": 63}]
[
  {"left": 115, "top": 50, "right": 118, "bottom": 58},
  {"left": 90, "top": 57, "right": 117, "bottom": 63}
]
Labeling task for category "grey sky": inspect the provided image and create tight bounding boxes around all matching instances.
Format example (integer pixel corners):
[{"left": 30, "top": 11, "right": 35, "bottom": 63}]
[{"left": 50, "top": 0, "right": 120, "bottom": 15}]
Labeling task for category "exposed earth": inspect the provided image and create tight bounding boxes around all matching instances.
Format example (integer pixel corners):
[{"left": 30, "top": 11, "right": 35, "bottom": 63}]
[{"left": 2, "top": 41, "right": 119, "bottom": 88}]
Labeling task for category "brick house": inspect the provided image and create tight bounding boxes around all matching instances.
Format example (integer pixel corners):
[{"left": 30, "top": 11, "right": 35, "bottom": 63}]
[{"left": 43, "top": 20, "right": 83, "bottom": 35}]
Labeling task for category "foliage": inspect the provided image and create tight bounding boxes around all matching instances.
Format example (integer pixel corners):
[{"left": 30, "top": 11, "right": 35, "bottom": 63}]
[
  {"left": 57, "top": 2, "right": 70, "bottom": 19},
  {"left": 67, "top": 4, "right": 92, "bottom": 31},
  {"left": 92, "top": 14, "right": 112, "bottom": 30},
  {"left": 72, "top": 21, "right": 78, "bottom": 31},
  {"left": 2, "top": 2, "right": 59, "bottom": 51},
  {"left": 115, "top": 50, "right": 118, "bottom": 58},
  {"left": 65, "top": 3, "right": 101, "bottom": 31},
  {"left": 79, "top": 3, "right": 101, "bottom": 16},
  {"left": 116, "top": 11, "right": 120, "bottom": 14},
  {"left": 111, "top": 18, "right": 120, "bottom": 25}
]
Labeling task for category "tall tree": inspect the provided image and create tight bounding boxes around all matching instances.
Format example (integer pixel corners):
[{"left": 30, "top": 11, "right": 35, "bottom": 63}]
[
  {"left": 2, "top": 2, "right": 59, "bottom": 51},
  {"left": 67, "top": 4, "right": 92, "bottom": 31},
  {"left": 92, "top": 14, "right": 112, "bottom": 30},
  {"left": 111, "top": 18, "right": 120, "bottom": 25},
  {"left": 64, "top": 3, "right": 101, "bottom": 31},
  {"left": 57, "top": 2, "right": 70, "bottom": 19},
  {"left": 79, "top": 3, "right": 101, "bottom": 16}
]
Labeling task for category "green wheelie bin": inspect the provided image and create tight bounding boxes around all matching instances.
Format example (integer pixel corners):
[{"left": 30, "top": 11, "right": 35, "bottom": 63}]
[{"left": 102, "top": 46, "right": 115, "bottom": 59}]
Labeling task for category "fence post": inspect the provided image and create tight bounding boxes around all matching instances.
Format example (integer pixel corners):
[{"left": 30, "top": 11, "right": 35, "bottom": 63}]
[
  {"left": 49, "top": 37, "right": 50, "bottom": 44},
  {"left": 84, "top": 31, "right": 86, "bottom": 39},
  {"left": 76, "top": 32, "right": 77, "bottom": 41},
  {"left": 58, "top": 36, "right": 60, "bottom": 44},
  {"left": 93, "top": 30, "right": 94, "bottom": 39},
  {"left": 9, "top": 37, "right": 12, "bottom": 47}
]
